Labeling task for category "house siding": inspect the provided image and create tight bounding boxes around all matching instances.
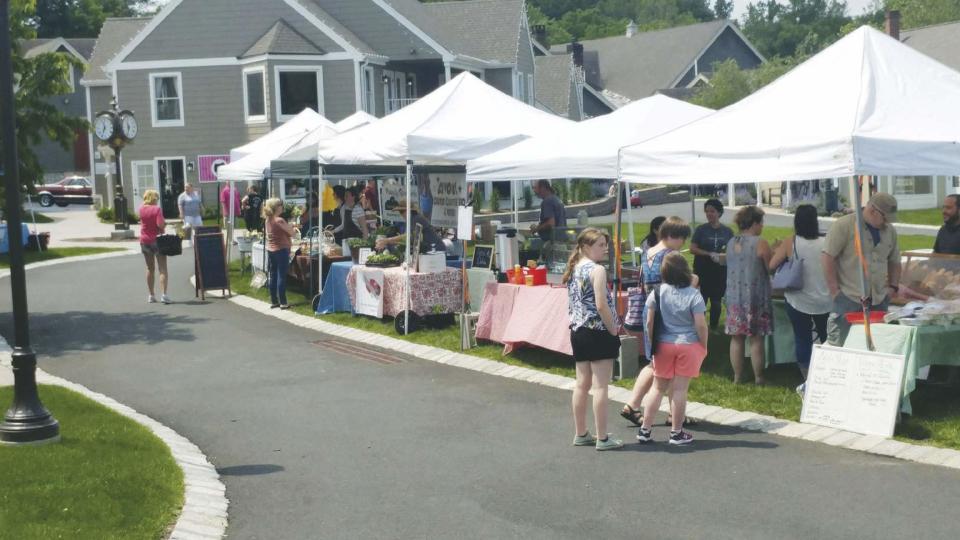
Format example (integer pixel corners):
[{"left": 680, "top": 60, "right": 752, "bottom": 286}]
[
  {"left": 125, "top": 0, "right": 345, "bottom": 62},
  {"left": 516, "top": 18, "right": 535, "bottom": 104},
  {"left": 314, "top": 0, "right": 439, "bottom": 61},
  {"left": 484, "top": 68, "right": 513, "bottom": 96},
  {"left": 34, "top": 63, "right": 88, "bottom": 181},
  {"left": 696, "top": 27, "right": 762, "bottom": 75}
]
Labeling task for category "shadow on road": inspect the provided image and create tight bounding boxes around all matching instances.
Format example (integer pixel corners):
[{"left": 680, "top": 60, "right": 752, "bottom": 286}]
[
  {"left": 217, "top": 464, "right": 285, "bottom": 476},
  {"left": 625, "top": 438, "right": 779, "bottom": 453},
  {"left": 0, "top": 310, "right": 205, "bottom": 357}
]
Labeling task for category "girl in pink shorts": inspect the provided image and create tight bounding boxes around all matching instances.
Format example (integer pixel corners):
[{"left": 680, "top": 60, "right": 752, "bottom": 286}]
[{"left": 637, "top": 252, "right": 708, "bottom": 445}]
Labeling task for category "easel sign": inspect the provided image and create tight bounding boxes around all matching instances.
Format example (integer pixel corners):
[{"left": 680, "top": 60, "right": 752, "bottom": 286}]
[
  {"left": 472, "top": 245, "right": 494, "bottom": 270},
  {"left": 800, "top": 345, "right": 906, "bottom": 438},
  {"left": 194, "top": 231, "right": 232, "bottom": 300}
]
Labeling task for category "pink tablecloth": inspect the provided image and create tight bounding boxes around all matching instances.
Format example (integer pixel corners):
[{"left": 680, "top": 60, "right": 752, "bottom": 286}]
[
  {"left": 346, "top": 265, "right": 463, "bottom": 318},
  {"left": 475, "top": 283, "right": 574, "bottom": 356}
]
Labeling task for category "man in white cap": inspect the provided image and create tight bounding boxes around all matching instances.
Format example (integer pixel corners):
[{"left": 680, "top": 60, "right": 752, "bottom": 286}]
[{"left": 821, "top": 192, "right": 901, "bottom": 346}]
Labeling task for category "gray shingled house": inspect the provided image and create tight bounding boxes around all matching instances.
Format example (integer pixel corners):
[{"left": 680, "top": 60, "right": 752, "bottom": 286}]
[
  {"left": 80, "top": 0, "right": 537, "bottom": 215},
  {"left": 551, "top": 20, "right": 764, "bottom": 117},
  {"left": 22, "top": 38, "right": 96, "bottom": 183}
]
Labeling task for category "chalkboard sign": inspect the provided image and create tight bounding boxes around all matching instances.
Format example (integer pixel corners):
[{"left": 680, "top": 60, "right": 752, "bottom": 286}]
[
  {"left": 472, "top": 245, "right": 494, "bottom": 269},
  {"left": 800, "top": 344, "right": 905, "bottom": 437},
  {"left": 194, "top": 225, "right": 221, "bottom": 236},
  {"left": 195, "top": 232, "right": 231, "bottom": 299}
]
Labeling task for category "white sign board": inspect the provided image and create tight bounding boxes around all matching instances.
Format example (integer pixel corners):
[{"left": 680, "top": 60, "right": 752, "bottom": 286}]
[
  {"left": 424, "top": 173, "right": 467, "bottom": 228},
  {"left": 380, "top": 177, "right": 406, "bottom": 223},
  {"left": 357, "top": 248, "right": 372, "bottom": 266},
  {"left": 355, "top": 267, "right": 384, "bottom": 318},
  {"left": 800, "top": 345, "right": 906, "bottom": 438},
  {"left": 457, "top": 205, "right": 474, "bottom": 240}
]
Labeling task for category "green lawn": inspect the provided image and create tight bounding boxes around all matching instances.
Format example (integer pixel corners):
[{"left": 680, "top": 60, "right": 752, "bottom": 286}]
[
  {"left": 0, "top": 247, "right": 126, "bottom": 269},
  {"left": 22, "top": 212, "right": 54, "bottom": 223},
  {"left": 228, "top": 224, "right": 960, "bottom": 450},
  {"left": 0, "top": 385, "right": 183, "bottom": 538},
  {"left": 892, "top": 207, "right": 944, "bottom": 227}
]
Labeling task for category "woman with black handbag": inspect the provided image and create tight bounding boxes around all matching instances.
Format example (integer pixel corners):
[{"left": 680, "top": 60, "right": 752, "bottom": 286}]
[{"left": 139, "top": 190, "right": 171, "bottom": 304}]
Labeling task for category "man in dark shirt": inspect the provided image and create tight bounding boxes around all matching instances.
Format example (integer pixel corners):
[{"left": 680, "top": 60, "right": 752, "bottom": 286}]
[
  {"left": 933, "top": 194, "right": 960, "bottom": 255},
  {"left": 530, "top": 180, "right": 567, "bottom": 242}
]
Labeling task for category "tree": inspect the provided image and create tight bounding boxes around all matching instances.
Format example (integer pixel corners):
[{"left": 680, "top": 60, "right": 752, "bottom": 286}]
[
  {"left": 32, "top": 0, "right": 148, "bottom": 38},
  {"left": 713, "top": 0, "right": 734, "bottom": 18},
  {"left": 884, "top": 0, "right": 960, "bottom": 29},
  {"left": 0, "top": 0, "right": 88, "bottom": 207},
  {"left": 742, "top": 0, "right": 851, "bottom": 58},
  {"left": 690, "top": 56, "right": 801, "bottom": 109}
]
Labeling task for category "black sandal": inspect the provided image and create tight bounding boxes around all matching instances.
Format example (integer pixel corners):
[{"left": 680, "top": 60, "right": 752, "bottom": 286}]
[{"left": 620, "top": 405, "right": 643, "bottom": 427}]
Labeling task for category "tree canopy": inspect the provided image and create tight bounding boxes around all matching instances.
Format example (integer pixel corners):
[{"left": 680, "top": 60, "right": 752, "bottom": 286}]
[{"left": 31, "top": 0, "right": 149, "bottom": 38}]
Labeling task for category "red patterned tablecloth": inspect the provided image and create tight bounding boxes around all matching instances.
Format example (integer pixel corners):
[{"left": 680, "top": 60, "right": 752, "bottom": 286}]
[{"left": 346, "top": 265, "right": 463, "bottom": 318}]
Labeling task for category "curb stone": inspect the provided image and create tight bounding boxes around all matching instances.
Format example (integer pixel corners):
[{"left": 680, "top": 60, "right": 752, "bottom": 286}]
[
  {"left": 227, "top": 294, "right": 960, "bottom": 470},
  {"left": 0, "top": 338, "right": 228, "bottom": 539}
]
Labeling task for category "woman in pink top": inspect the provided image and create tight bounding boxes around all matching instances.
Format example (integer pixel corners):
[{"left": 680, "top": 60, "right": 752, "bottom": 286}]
[
  {"left": 262, "top": 198, "right": 298, "bottom": 309},
  {"left": 138, "top": 190, "right": 170, "bottom": 304}
]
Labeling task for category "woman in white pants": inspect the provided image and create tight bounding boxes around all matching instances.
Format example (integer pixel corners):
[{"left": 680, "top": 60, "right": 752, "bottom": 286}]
[{"left": 177, "top": 183, "right": 203, "bottom": 246}]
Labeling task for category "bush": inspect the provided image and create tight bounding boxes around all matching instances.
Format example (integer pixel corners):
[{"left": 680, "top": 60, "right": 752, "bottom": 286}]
[
  {"left": 555, "top": 183, "right": 568, "bottom": 205},
  {"left": 489, "top": 189, "right": 500, "bottom": 213},
  {"left": 523, "top": 186, "right": 533, "bottom": 209},
  {"left": 576, "top": 180, "right": 592, "bottom": 203},
  {"left": 471, "top": 187, "right": 484, "bottom": 212},
  {"left": 96, "top": 206, "right": 139, "bottom": 224},
  {"left": 202, "top": 206, "right": 219, "bottom": 220}
]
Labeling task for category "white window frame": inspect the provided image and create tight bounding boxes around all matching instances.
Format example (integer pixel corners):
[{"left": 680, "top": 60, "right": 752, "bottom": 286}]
[
  {"left": 526, "top": 73, "right": 534, "bottom": 104},
  {"left": 65, "top": 63, "right": 75, "bottom": 94},
  {"left": 148, "top": 72, "right": 185, "bottom": 127},
  {"left": 362, "top": 65, "right": 376, "bottom": 115},
  {"left": 242, "top": 67, "right": 268, "bottom": 124},
  {"left": 274, "top": 66, "right": 324, "bottom": 122}
]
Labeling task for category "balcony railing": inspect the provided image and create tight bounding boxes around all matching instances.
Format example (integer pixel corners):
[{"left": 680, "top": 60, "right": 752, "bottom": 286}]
[{"left": 386, "top": 98, "right": 418, "bottom": 113}]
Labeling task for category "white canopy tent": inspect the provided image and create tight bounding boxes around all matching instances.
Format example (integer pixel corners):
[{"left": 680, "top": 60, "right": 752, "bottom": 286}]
[
  {"left": 619, "top": 26, "right": 960, "bottom": 183},
  {"left": 219, "top": 114, "right": 339, "bottom": 183},
  {"left": 467, "top": 95, "right": 713, "bottom": 257},
  {"left": 335, "top": 111, "right": 377, "bottom": 133},
  {"left": 618, "top": 26, "right": 960, "bottom": 348},
  {"left": 317, "top": 72, "right": 574, "bottom": 333},
  {"left": 228, "top": 108, "right": 332, "bottom": 162}
]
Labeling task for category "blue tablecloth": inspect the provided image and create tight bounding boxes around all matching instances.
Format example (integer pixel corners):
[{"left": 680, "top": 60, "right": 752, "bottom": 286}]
[
  {"left": 0, "top": 223, "right": 31, "bottom": 254},
  {"left": 316, "top": 261, "right": 354, "bottom": 314}
]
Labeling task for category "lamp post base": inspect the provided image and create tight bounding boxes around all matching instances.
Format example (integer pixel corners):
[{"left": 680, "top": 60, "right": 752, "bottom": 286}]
[{"left": 0, "top": 348, "right": 60, "bottom": 445}]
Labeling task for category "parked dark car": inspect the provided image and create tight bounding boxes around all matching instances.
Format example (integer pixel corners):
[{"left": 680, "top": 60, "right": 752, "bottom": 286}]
[{"left": 36, "top": 176, "right": 93, "bottom": 207}]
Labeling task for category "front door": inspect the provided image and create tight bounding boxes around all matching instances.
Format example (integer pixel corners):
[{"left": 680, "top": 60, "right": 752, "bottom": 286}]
[
  {"left": 131, "top": 160, "right": 157, "bottom": 214},
  {"left": 157, "top": 158, "right": 186, "bottom": 218}
]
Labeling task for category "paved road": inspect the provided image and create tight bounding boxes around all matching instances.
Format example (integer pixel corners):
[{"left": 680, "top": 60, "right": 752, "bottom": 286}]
[{"left": 2, "top": 253, "right": 958, "bottom": 539}]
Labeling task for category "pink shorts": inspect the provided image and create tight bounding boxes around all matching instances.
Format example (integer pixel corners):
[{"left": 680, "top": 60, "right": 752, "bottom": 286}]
[{"left": 652, "top": 342, "right": 707, "bottom": 379}]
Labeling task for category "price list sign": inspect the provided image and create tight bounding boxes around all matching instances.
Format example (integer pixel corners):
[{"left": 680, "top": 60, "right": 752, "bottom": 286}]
[{"left": 800, "top": 345, "right": 906, "bottom": 438}]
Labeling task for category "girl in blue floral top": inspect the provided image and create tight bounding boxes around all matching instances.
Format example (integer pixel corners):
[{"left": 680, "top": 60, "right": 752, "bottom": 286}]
[{"left": 563, "top": 228, "right": 623, "bottom": 451}]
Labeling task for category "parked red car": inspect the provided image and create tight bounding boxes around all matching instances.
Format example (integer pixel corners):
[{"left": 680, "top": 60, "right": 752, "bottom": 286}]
[{"left": 36, "top": 176, "right": 93, "bottom": 207}]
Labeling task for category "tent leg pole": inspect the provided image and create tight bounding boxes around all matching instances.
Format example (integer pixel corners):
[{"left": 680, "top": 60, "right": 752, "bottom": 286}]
[
  {"left": 625, "top": 181, "right": 636, "bottom": 267},
  {"left": 318, "top": 173, "right": 325, "bottom": 298},
  {"left": 613, "top": 181, "right": 623, "bottom": 316},
  {"left": 849, "top": 175, "right": 874, "bottom": 351},
  {"left": 690, "top": 184, "right": 696, "bottom": 225},
  {"left": 405, "top": 160, "right": 413, "bottom": 336}
]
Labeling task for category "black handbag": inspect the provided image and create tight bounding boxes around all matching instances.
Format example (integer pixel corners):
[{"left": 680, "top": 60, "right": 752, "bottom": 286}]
[
  {"left": 156, "top": 234, "right": 182, "bottom": 256},
  {"left": 650, "top": 286, "right": 664, "bottom": 358}
]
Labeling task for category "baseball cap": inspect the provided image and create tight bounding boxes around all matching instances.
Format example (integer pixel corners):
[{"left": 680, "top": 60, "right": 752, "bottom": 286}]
[{"left": 869, "top": 192, "right": 898, "bottom": 222}]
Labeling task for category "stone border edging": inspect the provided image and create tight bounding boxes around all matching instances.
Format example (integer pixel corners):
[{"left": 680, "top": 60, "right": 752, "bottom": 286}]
[
  {"left": 0, "top": 248, "right": 140, "bottom": 280},
  {"left": 0, "top": 338, "right": 228, "bottom": 540},
  {"left": 228, "top": 294, "right": 960, "bottom": 470}
]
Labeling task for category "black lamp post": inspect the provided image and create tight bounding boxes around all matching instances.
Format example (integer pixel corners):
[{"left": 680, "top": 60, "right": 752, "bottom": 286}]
[{"left": 0, "top": 0, "right": 60, "bottom": 445}]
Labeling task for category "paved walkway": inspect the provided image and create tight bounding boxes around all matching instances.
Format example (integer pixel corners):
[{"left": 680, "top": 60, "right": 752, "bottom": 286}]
[
  {"left": 20, "top": 203, "right": 141, "bottom": 249},
  {"left": 2, "top": 253, "right": 960, "bottom": 539}
]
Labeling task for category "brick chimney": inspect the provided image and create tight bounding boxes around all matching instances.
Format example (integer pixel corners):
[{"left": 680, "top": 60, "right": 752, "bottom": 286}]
[
  {"left": 626, "top": 20, "right": 638, "bottom": 38},
  {"left": 571, "top": 42, "right": 583, "bottom": 68},
  {"left": 885, "top": 10, "right": 901, "bottom": 41},
  {"left": 532, "top": 24, "right": 546, "bottom": 45}
]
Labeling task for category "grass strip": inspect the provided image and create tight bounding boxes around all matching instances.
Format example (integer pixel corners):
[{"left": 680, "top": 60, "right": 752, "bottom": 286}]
[
  {"left": 0, "top": 247, "right": 126, "bottom": 269},
  {"left": 0, "top": 385, "right": 184, "bottom": 538}
]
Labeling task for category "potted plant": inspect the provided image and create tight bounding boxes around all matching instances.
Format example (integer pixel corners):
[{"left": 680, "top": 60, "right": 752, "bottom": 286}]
[{"left": 348, "top": 237, "right": 373, "bottom": 263}]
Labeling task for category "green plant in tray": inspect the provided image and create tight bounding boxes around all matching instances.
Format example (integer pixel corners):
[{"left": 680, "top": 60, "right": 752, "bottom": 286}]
[{"left": 366, "top": 252, "right": 400, "bottom": 265}]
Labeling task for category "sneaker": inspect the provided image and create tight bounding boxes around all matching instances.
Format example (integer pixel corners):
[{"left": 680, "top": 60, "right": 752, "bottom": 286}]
[
  {"left": 669, "top": 430, "right": 694, "bottom": 446},
  {"left": 636, "top": 427, "right": 653, "bottom": 443},
  {"left": 161, "top": 294, "right": 172, "bottom": 304},
  {"left": 573, "top": 432, "right": 597, "bottom": 446},
  {"left": 147, "top": 295, "right": 157, "bottom": 304},
  {"left": 595, "top": 435, "right": 623, "bottom": 451}
]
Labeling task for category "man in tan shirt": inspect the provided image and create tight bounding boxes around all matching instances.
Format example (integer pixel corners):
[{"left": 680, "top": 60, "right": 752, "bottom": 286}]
[{"left": 821, "top": 192, "right": 901, "bottom": 346}]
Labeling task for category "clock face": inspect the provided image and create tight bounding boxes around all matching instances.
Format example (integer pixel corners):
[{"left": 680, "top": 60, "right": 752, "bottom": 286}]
[
  {"left": 94, "top": 115, "right": 114, "bottom": 141},
  {"left": 121, "top": 114, "right": 138, "bottom": 139}
]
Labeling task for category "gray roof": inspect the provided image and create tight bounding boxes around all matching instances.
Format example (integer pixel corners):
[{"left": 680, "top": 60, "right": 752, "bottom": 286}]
[
  {"left": 22, "top": 38, "right": 96, "bottom": 60},
  {"left": 552, "top": 20, "right": 729, "bottom": 100},
  {"left": 421, "top": 0, "right": 525, "bottom": 64},
  {"left": 302, "top": 1, "right": 378, "bottom": 56},
  {"left": 901, "top": 20, "right": 960, "bottom": 72},
  {"left": 535, "top": 54, "right": 573, "bottom": 116},
  {"left": 82, "top": 17, "right": 151, "bottom": 84},
  {"left": 242, "top": 20, "right": 326, "bottom": 57}
]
